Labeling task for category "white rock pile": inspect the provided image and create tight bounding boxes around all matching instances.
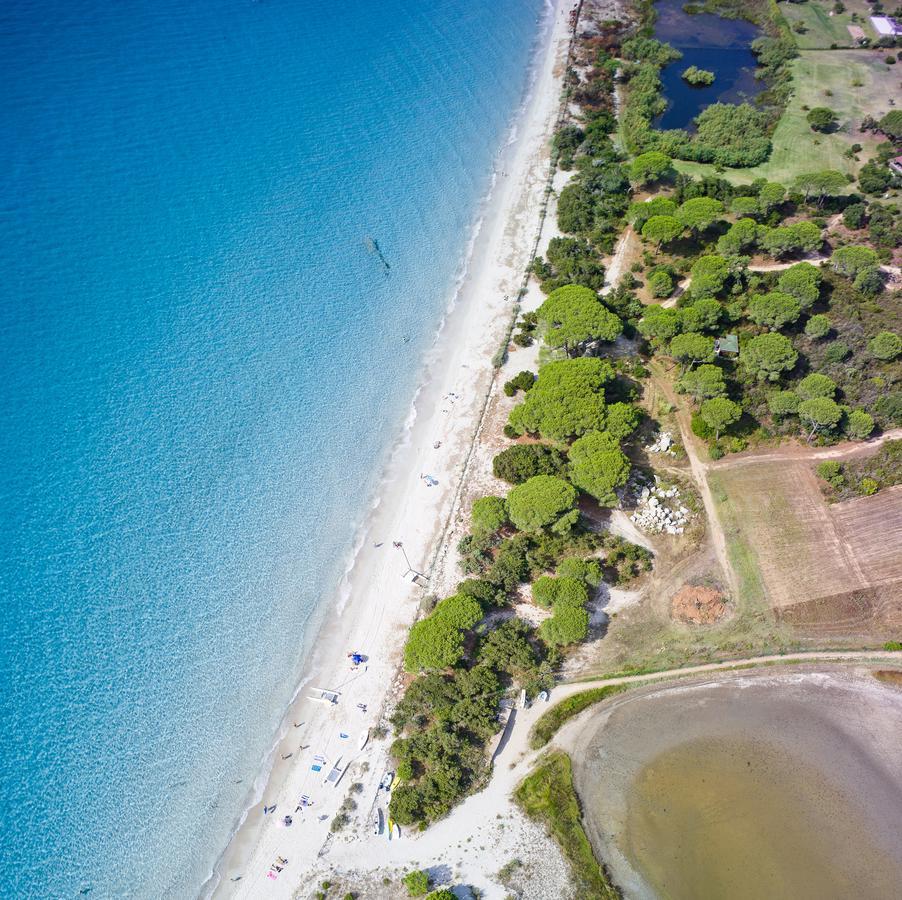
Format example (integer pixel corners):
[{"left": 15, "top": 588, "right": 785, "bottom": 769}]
[
  {"left": 631, "top": 479, "right": 691, "bottom": 535},
  {"left": 645, "top": 431, "right": 676, "bottom": 456}
]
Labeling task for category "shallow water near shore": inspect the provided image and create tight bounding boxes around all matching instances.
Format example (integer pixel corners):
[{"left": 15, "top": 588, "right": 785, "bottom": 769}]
[
  {"left": 0, "top": 0, "right": 544, "bottom": 895},
  {"left": 653, "top": 0, "right": 764, "bottom": 130},
  {"left": 571, "top": 671, "right": 902, "bottom": 900}
]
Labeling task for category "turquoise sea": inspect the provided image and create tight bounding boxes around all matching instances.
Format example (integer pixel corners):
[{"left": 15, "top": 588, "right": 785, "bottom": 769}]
[{"left": 0, "top": 0, "right": 546, "bottom": 895}]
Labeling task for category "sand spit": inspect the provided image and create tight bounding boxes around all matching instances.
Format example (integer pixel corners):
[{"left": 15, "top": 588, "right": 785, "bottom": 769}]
[
  {"left": 206, "top": 2, "right": 576, "bottom": 897},
  {"left": 567, "top": 668, "right": 902, "bottom": 900}
]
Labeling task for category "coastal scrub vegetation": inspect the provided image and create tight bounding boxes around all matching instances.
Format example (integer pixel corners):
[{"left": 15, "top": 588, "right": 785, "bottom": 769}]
[
  {"left": 529, "top": 684, "right": 630, "bottom": 749},
  {"left": 514, "top": 751, "right": 620, "bottom": 900}
]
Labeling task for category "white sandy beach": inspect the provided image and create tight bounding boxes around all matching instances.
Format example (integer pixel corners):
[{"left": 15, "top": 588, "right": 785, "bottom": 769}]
[{"left": 206, "top": 2, "right": 577, "bottom": 896}]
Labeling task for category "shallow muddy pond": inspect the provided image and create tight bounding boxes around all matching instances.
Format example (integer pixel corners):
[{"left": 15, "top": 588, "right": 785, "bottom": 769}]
[
  {"left": 652, "top": 0, "right": 764, "bottom": 130},
  {"left": 571, "top": 671, "right": 902, "bottom": 900}
]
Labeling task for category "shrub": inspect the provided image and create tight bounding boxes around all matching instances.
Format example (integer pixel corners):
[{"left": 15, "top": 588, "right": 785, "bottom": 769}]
[
  {"left": 884, "top": 641, "right": 902, "bottom": 652},
  {"left": 556, "top": 556, "right": 602, "bottom": 588},
  {"left": 647, "top": 270, "right": 674, "bottom": 298},
  {"left": 854, "top": 266, "right": 884, "bottom": 297},
  {"left": 403, "top": 870, "right": 430, "bottom": 897},
  {"left": 859, "top": 476, "right": 879, "bottom": 495},
  {"left": 568, "top": 430, "right": 631, "bottom": 505},
  {"left": 806, "top": 107, "right": 837, "bottom": 132},
  {"left": 797, "top": 373, "right": 836, "bottom": 401},
  {"left": 471, "top": 495, "right": 508, "bottom": 535},
  {"left": 847, "top": 409, "right": 875, "bottom": 440},
  {"left": 492, "top": 443, "right": 566, "bottom": 484},
  {"left": 403, "top": 594, "right": 483, "bottom": 672},
  {"left": 681, "top": 66, "right": 715, "bottom": 85},
  {"left": 868, "top": 331, "right": 901, "bottom": 361},
  {"left": 816, "top": 460, "right": 843, "bottom": 484},
  {"left": 804, "top": 314, "right": 830, "bottom": 339},
  {"left": 504, "top": 370, "right": 535, "bottom": 396},
  {"left": 742, "top": 333, "right": 798, "bottom": 382},
  {"left": 824, "top": 340, "right": 850, "bottom": 364},
  {"left": 507, "top": 475, "right": 578, "bottom": 534}
]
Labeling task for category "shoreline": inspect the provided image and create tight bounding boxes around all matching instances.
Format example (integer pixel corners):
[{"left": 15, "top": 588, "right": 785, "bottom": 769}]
[{"left": 205, "top": 1, "right": 576, "bottom": 895}]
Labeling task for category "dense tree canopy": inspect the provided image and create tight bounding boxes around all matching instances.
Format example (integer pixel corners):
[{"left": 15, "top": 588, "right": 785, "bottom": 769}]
[
  {"left": 680, "top": 299, "right": 722, "bottom": 333},
  {"left": 678, "top": 363, "right": 727, "bottom": 401},
  {"left": 628, "top": 150, "right": 673, "bottom": 185},
  {"left": 798, "top": 397, "right": 842, "bottom": 441},
  {"left": 692, "top": 103, "right": 771, "bottom": 167},
  {"left": 689, "top": 254, "right": 731, "bottom": 299},
  {"left": 777, "top": 262, "right": 822, "bottom": 308},
  {"left": 717, "top": 218, "right": 759, "bottom": 256},
  {"left": 638, "top": 305, "right": 682, "bottom": 344},
  {"left": 669, "top": 332, "right": 715, "bottom": 370},
  {"left": 743, "top": 332, "right": 798, "bottom": 381},
  {"left": 794, "top": 170, "right": 847, "bottom": 205},
  {"left": 471, "top": 496, "right": 508, "bottom": 535},
  {"left": 699, "top": 397, "right": 742, "bottom": 440},
  {"left": 797, "top": 372, "right": 836, "bottom": 401},
  {"left": 628, "top": 196, "right": 677, "bottom": 230},
  {"left": 747, "top": 291, "right": 801, "bottom": 330},
  {"left": 507, "top": 358, "right": 614, "bottom": 441},
  {"left": 568, "top": 430, "right": 631, "bottom": 505},
  {"left": 641, "top": 214, "right": 684, "bottom": 247},
  {"left": 831, "top": 245, "right": 879, "bottom": 277},
  {"left": 507, "top": 475, "right": 578, "bottom": 534},
  {"left": 868, "top": 331, "right": 901, "bottom": 361},
  {"left": 767, "top": 390, "right": 800, "bottom": 419},
  {"left": 676, "top": 197, "right": 724, "bottom": 233},
  {"left": 404, "top": 594, "right": 483, "bottom": 672},
  {"left": 492, "top": 443, "right": 567, "bottom": 484},
  {"left": 537, "top": 285, "right": 622, "bottom": 356},
  {"left": 758, "top": 222, "right": 822, "bottom": 258}
]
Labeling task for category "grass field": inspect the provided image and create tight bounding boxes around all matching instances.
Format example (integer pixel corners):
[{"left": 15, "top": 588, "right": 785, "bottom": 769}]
[
  {"left": 710, "top": 462, "right": 902, "bottom": 638},
  {"left": 778, "top": 0, "right": 878, "bottom": 50},
  {"left": 673, "top": 51, "right": 899, "bottom": 185}
]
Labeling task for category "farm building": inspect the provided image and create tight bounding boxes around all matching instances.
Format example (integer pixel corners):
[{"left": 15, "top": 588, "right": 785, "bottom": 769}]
[{"left": 890, "top": 156, "right": 902, "bottom": 178}]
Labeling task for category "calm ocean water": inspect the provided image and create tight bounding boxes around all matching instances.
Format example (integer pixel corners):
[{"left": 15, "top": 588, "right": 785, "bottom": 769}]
[{"left": 0, "top": 0, "right": 544, "bottom": 894}]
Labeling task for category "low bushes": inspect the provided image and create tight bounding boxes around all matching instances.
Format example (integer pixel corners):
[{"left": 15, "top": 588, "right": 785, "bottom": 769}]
[
  {"left": 529, "top": 684, "right": 629, "bottom": 749},
  {"left": 514, "top": 752, "right": 620, "bottom": 900}
]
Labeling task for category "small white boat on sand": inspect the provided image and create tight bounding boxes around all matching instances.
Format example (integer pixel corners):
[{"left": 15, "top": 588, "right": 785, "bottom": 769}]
[
  {"left": 358, "top": 728, "right": 370, "bottom": 751},
  {"left": 379, "top": 770, "right": 394, "bottom": 792},
  {"left": 372, "top": 808, "right": 383, "bottom": 835}
]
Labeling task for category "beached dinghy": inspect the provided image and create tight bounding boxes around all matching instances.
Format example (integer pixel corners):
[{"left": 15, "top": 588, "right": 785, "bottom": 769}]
[
  {"left": 387, "top": 816, "right": 395, "bottom": 840},
  {"left": 358, "top": 728, "right": 369, "bottom": 750},
  {"left": 379, "top": 770, "right": 394, "bottom": 792},
  {"left": 373, "top": 808, "right": 383, "bottom": 835}
]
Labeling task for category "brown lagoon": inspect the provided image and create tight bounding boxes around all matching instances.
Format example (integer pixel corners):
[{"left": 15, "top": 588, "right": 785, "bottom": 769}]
[{"left": 569, "top": 669, "right": 902, "bottom": 900}]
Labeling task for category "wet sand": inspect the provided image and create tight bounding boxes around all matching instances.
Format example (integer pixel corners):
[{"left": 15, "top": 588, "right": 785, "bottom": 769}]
[{"left": 569, "top": 669, "right": 902, "bottom": 900}]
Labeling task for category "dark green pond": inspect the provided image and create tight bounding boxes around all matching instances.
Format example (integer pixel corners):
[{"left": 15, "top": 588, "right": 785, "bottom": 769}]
[{"left": 653, "top": 0, "right": 764, "bottom": 130}]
